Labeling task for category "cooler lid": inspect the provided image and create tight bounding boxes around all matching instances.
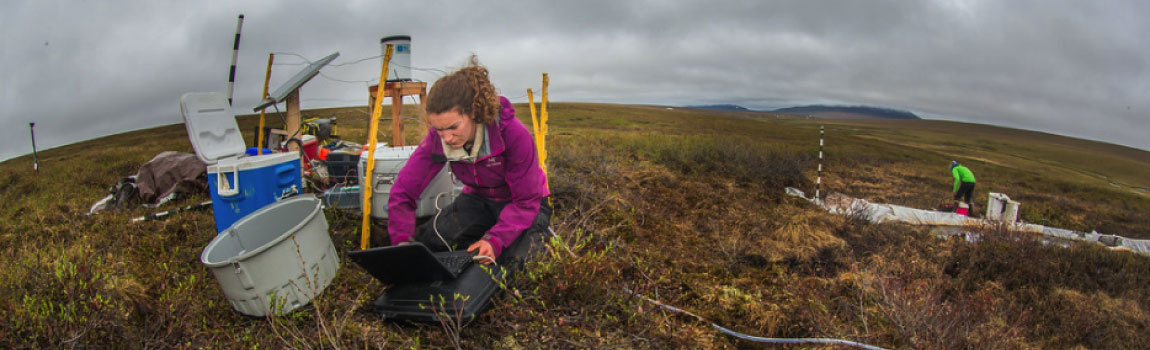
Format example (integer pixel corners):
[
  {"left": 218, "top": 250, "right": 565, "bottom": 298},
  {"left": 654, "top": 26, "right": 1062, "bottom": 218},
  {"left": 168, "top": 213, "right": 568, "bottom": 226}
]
[
  {"left": 207, "top": 151, "right": 299, "bottom": 173},
  {"left": 361, "top": 145, "right": 417, "bottom": 160},
  {"left": 181, "top": 92, "right": 246, "bottom": 165}
]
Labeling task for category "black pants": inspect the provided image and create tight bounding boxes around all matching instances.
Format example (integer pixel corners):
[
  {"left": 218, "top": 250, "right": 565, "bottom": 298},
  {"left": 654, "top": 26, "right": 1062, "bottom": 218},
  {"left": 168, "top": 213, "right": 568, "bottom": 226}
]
[
  {"left": 413, "top": 193, "right": 552, "bottom": 265},
  {"left": 954, "top": 181, "right": 975, "bottom": 204}
]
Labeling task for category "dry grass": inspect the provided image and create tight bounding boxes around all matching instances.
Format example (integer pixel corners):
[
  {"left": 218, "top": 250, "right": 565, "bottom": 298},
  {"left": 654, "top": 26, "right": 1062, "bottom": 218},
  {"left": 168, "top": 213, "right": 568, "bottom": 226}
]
[{"left": 2, "top": 102, "right": 1149, "bottom": 348}]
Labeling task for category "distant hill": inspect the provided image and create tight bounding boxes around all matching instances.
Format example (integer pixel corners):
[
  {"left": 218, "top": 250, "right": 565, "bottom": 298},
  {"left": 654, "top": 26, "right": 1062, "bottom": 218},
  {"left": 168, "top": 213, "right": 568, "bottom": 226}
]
[
  {"left": 685, "top": 104, "right": 750, "bottom": 111},
  {"left": 773, "top": 105, "right": 921, "bottom": 120}
]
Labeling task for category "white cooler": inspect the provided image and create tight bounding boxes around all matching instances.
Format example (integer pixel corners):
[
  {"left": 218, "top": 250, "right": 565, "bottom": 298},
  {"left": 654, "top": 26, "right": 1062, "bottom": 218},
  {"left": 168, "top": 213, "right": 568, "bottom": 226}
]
[{"left": 358, "top": 145, "right": 460, "bottom": 219}]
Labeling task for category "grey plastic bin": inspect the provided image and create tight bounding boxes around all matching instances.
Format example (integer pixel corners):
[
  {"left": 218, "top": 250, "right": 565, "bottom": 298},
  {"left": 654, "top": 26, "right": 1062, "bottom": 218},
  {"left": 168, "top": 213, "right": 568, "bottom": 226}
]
[{"left": 200, "top": 194, "right": 339, "bottom": 316}]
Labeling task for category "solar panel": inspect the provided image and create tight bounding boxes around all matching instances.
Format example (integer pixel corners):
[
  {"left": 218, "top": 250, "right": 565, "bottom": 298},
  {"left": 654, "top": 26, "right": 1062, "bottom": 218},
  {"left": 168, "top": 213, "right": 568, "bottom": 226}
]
[{"left": 253, "top": 51, "right": 340, "bottom": 111}]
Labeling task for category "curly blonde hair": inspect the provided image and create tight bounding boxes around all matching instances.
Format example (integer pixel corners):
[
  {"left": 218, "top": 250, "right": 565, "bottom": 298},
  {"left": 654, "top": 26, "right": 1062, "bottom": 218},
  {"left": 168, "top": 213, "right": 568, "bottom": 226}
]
[{"left": 424, "top": 55, "right": 499, "bottom": 125}]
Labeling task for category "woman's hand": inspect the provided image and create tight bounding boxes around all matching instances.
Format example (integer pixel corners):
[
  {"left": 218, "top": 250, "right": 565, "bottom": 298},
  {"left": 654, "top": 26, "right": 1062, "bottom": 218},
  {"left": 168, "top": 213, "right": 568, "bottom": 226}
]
[{"left": 467, "top": 240, "right": 496, "bottom": 264}]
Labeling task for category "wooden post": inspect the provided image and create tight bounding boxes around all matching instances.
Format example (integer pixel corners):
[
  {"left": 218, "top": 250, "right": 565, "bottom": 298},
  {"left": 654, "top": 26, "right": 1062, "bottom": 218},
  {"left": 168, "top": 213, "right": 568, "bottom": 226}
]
[
  {"left": 285, "top": 90, "right": 301, "bottom": 150},
  {"left": 418, "top": 88, "right": 427, "bottom": 124},
  {"left": 257, "top": 53, "right": 273, "bottom": 155},
  {"left": 390, "top": 86, "right": 404, "bottom": 146},
  {"left": 369, "top": 81, "right": 427, "bottom": 148},
  {"left": 367, "top": 85, "right": 378, "bottom": 117}
]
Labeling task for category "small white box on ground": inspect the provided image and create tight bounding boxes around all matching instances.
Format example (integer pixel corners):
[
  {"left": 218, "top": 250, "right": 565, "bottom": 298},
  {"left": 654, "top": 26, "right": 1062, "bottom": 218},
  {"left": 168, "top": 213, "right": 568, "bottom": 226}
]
[
  {"left": 1003, "top": 200, "right": 1021, "bottom": 224},
  {"left": 986, "top": 192, "right": 1008, "bottom": 221},
  {"left": 986, "top": 192, "right": 1021, "bottom": 224}
]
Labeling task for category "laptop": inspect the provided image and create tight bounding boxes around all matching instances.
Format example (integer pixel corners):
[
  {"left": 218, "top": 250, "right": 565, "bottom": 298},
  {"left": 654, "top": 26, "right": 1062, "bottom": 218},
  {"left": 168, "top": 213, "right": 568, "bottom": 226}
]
[
  {"left": 348, "top": 243, "right": 475, "bottom": 285},
  {"left": 371, "top": 228, "right": 547, "bottom": 322}
]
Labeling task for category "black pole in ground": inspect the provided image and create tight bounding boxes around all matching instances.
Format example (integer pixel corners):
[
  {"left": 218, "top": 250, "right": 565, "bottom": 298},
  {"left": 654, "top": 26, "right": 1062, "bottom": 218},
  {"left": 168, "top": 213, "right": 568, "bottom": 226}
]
[
  {"left": 816, "top": 125, "right": 823, "bottom": 200},
  {"left": 29, "top": 122, "right": 39, "bottom": 173}
]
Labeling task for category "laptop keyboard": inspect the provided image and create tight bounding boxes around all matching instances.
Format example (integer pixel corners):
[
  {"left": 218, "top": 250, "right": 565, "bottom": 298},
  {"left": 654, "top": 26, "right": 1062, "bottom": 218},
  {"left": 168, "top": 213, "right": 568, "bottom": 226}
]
[{"left": 435, "top": 251, "right": 475, "bottom": 276}]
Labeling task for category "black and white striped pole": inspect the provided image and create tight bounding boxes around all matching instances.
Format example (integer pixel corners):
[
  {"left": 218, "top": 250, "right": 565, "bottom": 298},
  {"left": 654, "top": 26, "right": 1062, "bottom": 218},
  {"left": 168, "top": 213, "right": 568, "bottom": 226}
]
[
  {"left": 29, "top": 122, "right": 39, "bottom": 173},
  {"left": 815, "top": 125, "right": 823, "bottom": 200},
  {"left": 226, "top": 14, "right": 244, "bottom": 105}
]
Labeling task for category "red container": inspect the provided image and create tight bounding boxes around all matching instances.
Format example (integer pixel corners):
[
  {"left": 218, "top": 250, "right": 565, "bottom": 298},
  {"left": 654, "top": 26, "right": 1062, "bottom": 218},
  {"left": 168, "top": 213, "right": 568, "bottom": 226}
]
[
  {"left": 301, "top": 135, "right": 319, "bottom": 162},
  {"left": 955, "top": 207, "right": 969, "bottom": 216}
]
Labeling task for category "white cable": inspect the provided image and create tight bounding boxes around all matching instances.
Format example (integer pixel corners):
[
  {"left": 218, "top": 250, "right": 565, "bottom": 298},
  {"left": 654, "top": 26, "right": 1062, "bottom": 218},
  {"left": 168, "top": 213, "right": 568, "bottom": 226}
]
[
  {"left": 622, "top": 287, "right": 888, "bottom": 349},
  {"left": 548, "top": 227, "right": 577, "bottom": 259},
  {"left": 432, "top": 191, "right": 452, "bottom": 251},
  {"left": 711, "top": 324, "right": 887, "bottom": 350},
  {"left": 430, "top": 189, "right": 495, "bottom": 267},
  {"left": 473, "top": 255, "right": 497, "bottom": 265}
]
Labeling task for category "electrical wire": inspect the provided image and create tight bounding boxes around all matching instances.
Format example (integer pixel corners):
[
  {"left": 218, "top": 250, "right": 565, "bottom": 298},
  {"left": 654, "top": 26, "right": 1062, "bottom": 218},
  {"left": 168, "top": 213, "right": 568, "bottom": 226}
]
[
  {"left": 328, "top": 54, "right": 383, "bottom": 67},
  {"left": 711, "top": 325, "right": 888, "bottom": 350},
  {"left": 431, "top": 191, "right": 454, "bottom": 251},
  {"left": 546, "top": 226, "right": 887, "bottom": 349},
  {"left": 403, "top": 64, "right": 448, "bottom": 76},
  {"left": 302, "top": 98, "right": 367, "bottom": 104},
  {"left": 407, "top": 94, "right": 423, "bottom": 107},
  {"left": 620, "top": 286, "right": 888, "bottom": 349},
  {"left": 269, "top": 52, "right": 312, "bottom": 65},
  {"left": 272, "top": 103, "right": 288, "bottom": 133},
  {"left": 272, "top": 51, "right": 448, "bottom": 77},
  {"left": 426, "top": 165, "right": 498, "bottom": 265},
  {"left": 271, "top": 61, "right": 308, "bottom": 66},
  {"left": 317, "top": 71, "right": 375, "bottom": 85},
  {"left": 271, "top": 103, "right": 305, "bottom": 147}
]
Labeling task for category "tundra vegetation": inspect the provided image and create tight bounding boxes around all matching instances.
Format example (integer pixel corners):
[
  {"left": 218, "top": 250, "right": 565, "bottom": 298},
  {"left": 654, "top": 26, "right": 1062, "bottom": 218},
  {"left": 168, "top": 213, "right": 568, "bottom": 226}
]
[{"left": 2, "top": 103, "right": 1148, "bottom": 349}]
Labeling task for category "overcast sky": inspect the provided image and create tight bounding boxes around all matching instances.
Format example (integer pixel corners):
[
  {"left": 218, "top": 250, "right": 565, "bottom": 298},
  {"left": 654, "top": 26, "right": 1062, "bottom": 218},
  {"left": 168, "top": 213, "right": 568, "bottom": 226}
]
[{"left": 2, "top": 0, "right": 1147, "bottom": 162}]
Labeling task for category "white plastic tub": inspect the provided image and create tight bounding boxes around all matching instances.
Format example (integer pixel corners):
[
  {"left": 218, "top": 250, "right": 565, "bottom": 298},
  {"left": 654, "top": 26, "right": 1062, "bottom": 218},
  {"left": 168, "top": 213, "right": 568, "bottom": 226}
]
[{"left": 200, "top": 194, "right": 338, "bottom": 316}]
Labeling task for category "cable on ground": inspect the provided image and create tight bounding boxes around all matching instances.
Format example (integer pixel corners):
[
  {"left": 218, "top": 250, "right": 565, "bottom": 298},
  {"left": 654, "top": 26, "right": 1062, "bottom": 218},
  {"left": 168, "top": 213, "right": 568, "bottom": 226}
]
[{"left": 620, "top": 286, "right": 887, "bottom": 349}]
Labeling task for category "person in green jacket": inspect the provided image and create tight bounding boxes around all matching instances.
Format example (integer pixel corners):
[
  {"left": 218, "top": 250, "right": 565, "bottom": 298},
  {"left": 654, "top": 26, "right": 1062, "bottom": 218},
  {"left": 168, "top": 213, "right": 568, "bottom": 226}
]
[{"left": 951, "top": 161, "right": 976, "bottom": 208}]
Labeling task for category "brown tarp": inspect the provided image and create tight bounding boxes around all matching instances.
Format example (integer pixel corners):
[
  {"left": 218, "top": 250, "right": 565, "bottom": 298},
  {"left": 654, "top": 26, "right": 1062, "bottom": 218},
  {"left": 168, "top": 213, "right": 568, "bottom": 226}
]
[{"left": 135, "top": 151, "right": 207, "bottom": 205}]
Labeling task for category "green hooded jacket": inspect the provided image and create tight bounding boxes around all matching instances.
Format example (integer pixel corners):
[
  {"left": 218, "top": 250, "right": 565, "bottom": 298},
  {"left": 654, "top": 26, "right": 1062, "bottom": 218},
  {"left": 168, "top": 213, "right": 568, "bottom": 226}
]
[{"left": 952, "top": 165, "right": 976, "bottom": 192}]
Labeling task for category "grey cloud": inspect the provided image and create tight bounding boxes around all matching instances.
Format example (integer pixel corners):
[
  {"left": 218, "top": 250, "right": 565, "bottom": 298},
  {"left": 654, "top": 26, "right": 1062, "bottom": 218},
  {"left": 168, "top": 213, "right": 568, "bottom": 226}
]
[{"left": 3, "top": 0, "right": 1148, "bottom": 162}]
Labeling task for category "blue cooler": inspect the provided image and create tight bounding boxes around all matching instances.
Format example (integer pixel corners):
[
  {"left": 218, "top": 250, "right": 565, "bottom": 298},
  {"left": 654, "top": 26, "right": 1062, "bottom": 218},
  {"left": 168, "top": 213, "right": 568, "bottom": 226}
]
[
  {"left": 206, "top": 152, "right": 300, "bottom": 232},
  {"left": 181, "top": 92, "right": 302, "bottom": 233}
]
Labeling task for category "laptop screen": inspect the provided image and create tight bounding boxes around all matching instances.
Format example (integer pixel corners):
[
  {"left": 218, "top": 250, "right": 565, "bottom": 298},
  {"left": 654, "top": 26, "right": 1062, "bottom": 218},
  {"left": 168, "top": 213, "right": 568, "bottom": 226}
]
[{"left": 348, "top": 243, "right": 459, "bottom": 284}]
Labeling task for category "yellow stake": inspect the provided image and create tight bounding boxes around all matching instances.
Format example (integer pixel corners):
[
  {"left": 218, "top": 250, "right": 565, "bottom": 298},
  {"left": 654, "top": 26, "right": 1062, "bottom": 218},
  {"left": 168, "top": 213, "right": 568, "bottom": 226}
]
[
  {"left": 257, "top": 53, "right": 274, "bottom": 155},
  {"left": 539, "top": 73, "right": 549, "bottom": 178},
  {"left": 361, "top": 44, "right": 394, "bottom": 250},
  {"left": 527, "top": 89, "right": 541, "bottom": 162}
]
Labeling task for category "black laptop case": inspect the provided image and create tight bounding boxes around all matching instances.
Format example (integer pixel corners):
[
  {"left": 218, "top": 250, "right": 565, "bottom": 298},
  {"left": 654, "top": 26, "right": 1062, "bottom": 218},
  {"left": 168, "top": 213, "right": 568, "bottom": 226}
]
[{"left": 373, "top": 228, "right": 546, "bottom": 322}]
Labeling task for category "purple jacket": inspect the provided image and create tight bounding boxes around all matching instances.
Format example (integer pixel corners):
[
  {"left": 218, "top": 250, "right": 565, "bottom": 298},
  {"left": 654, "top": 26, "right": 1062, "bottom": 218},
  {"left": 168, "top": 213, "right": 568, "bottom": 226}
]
[{"left": 387, "top": 97, "right": 549, "bottom": 257}]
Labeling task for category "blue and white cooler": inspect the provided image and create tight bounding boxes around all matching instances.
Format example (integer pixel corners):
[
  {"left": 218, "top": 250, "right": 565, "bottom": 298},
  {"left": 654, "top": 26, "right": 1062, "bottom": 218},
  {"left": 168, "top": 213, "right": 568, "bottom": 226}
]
[{"left": 181, "top": 92, "right": 302, "bottom": 233}]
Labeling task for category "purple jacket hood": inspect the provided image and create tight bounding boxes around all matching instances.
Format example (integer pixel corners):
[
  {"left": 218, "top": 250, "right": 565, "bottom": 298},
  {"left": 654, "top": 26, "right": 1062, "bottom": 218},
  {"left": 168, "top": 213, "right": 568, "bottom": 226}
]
[{"left": 386, "top": 97, "right": 549, "bottom": 257}]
